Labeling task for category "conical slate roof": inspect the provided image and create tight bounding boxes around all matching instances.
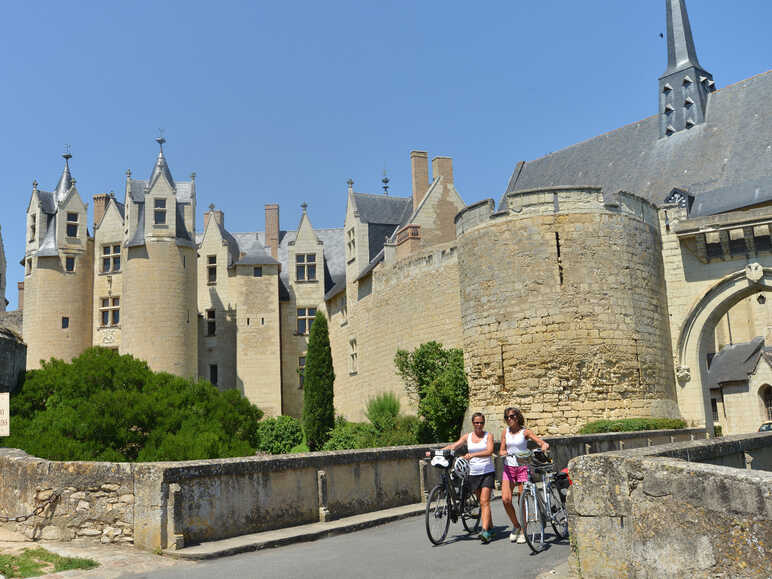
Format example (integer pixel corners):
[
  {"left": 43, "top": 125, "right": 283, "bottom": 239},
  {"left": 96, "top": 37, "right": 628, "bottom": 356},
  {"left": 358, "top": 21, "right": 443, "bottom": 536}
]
[
  {"left": 147, "top": 137, "right": 175, "bottom": 191},
  {"left": 53, "top": 154, "right": 73, "bottom": 205}
]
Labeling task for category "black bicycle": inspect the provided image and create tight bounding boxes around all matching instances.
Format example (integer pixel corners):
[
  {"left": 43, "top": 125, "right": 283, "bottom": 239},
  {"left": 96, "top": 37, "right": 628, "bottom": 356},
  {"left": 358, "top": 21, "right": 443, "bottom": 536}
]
[{"left": 425, "top": 449, "right": 481, "bottom": 545}]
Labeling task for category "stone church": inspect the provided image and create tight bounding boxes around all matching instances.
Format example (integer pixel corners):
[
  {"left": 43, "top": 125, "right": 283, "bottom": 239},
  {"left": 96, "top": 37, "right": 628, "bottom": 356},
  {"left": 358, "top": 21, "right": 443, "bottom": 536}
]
[{"left": 13, "top": 0, "right": 772, "bottom": 434}]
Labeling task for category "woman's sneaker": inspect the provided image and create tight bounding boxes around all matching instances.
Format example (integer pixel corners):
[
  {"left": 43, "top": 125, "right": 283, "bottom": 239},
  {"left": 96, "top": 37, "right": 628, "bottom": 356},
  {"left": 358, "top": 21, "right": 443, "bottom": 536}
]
[
  {"left": 509, "top": 528, "right": 520, "bottom": 543},
  {"left": 479, "top": 530, "right": 493, "bottom": 544}
]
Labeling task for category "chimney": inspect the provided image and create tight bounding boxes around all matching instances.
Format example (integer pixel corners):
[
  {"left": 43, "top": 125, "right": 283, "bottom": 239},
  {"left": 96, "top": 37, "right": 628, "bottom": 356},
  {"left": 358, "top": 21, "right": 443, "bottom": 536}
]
[
  {"left": 93, "top": 193, "right": 110, "bottom": 230},
  {"left": 432, "top": 156, "right": 453, "bottom": 186},
  {"left": 17, "top": 282, "right": 24, "bottom": 311},
  {"left": 265, "top": 203, "right": 280, "bottom": 259},
  {"left": 410, "top": 151, "right": 429, "bottom": 209}
]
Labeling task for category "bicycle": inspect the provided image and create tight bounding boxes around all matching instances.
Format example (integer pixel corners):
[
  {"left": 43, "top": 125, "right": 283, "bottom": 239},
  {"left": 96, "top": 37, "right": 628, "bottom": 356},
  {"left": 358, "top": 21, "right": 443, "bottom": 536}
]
[
  {"left": 515, "top": 449, "right": 569, "bottom": 553},
  {"left": 424, "top": 449, "right": 482, "bottom": 545}
]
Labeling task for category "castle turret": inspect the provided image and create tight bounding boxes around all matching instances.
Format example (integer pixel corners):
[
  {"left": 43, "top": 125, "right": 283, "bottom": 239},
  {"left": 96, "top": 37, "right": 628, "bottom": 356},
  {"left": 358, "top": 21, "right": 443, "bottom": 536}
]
[
  {"left": 23, "top": 153, "right": 94, "bottom": 368},
  {"left": 120, "top": 138, "right": 198, "bottom": 377}
]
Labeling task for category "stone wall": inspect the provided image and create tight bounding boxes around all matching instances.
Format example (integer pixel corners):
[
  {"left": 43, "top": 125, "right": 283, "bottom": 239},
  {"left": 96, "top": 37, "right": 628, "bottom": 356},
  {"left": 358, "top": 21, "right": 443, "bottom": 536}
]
[
  {"left": 568, "top": 432, "right": 772, "bottom": 578},
  {"left": 0, "top": 328, "right": 26, "bottom": 394},
  {"left": 456, "top": 187, "right": 679, "bottom": 435}
]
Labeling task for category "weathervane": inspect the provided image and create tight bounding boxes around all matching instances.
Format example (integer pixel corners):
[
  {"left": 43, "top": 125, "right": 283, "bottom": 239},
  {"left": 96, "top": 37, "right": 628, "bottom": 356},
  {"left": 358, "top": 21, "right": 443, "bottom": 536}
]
[{"left": 382, "top": 169, "right": 390, "bottom": 195}]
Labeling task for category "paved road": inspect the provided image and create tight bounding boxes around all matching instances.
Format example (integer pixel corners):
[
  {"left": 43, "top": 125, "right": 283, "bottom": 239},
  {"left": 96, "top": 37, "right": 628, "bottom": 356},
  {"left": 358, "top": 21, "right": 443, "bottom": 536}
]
[{"left": 124, "top": 500, "right": 570, "bottom": 579}]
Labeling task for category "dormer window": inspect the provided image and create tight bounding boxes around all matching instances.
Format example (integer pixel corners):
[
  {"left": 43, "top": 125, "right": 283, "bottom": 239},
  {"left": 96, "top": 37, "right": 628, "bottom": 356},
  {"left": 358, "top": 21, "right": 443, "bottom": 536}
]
[
  {"left": 29, "top": 215, "right": 36, "bottom": 242},
  {"left": 296, "top": 253, "right": 316, "bottom": 281},
  {"left": 66, "top": 213, "right": 78, "bottom": 237},
  {"left": 154, "top": 198, "right": 167, "bottom": 225}
]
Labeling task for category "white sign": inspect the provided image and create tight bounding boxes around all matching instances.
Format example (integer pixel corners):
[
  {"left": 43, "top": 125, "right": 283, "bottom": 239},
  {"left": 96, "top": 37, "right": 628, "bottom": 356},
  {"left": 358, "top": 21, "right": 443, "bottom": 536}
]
[{"left": 0, "top": 393, "right": 9, "bottom": 437}]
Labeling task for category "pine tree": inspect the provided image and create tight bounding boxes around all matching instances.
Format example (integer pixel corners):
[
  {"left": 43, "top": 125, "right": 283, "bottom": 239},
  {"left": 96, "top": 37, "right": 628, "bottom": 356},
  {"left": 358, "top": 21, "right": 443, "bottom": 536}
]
[{"left": 302, "top": 311, "right": 335, "bottom": 450}]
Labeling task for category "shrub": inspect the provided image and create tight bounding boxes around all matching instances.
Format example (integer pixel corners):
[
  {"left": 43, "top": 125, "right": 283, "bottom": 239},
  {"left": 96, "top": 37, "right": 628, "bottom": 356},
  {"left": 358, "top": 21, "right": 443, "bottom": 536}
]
[
  {"left": 322, "top": 417, "right": 377, "bottom": 451},
  {"left": 375, "top": 415, "right": 420, "bottom": 447},
  {"left": 302, "top": 312, "right": 335, "bottom": 451},
  {"left": 578, "top": 417, "right": 687, "bottom": 434},
  {"left": 365, "top": 392, "right": 401, "bottom": 433},
  {"left": 255, "top": 416, "right": 304, "bottom": 454},
  {"left": 2, "top": 347, "right": 263, "bottom": 461},
  {"left": 394, "top": 342, "right": 468, "bottom": 443}
]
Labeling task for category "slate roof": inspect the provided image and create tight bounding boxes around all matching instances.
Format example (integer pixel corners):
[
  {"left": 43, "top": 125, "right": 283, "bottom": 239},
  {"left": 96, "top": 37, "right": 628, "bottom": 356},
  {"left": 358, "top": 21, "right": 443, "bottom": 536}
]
[
  {"left": 688, "top": 175, "right": 772, "bottom": 217},
  {"left": 353, "top": 193, "right": 412, "bottom": 225},
  {"left": 501, "top": 71, "right": 772, "bottom": 210},
  {"left": 707, "top": 337, "right": 768, "bottom": 387}
]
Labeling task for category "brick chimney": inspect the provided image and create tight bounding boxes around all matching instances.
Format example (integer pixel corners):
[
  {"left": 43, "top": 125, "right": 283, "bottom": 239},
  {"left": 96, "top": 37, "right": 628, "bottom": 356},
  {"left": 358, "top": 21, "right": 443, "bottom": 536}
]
[
  {"left": 93, "top": 193, "right": 111, "bottom": 229},
  {"left": 410, "top": 151, "right": 429, "bottom": 210},
  {"left": 265, "top": 204, "right": 280, "bottom": 259},
  {"left": 17, "top": 282, "right": 24, "bottom": 311},
  {"left": 432, "top": 156, "right": 453, "bottom": 186}
]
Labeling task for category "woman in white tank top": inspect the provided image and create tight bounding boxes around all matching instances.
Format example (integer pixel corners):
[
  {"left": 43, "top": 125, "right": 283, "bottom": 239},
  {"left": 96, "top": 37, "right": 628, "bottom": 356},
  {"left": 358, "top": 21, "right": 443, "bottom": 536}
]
[
  {"left": 439, "top": 412, "right": 495, "bottom": 543},
  {"left": 500, "top": 407, "right": 550, "bottom": 544}
]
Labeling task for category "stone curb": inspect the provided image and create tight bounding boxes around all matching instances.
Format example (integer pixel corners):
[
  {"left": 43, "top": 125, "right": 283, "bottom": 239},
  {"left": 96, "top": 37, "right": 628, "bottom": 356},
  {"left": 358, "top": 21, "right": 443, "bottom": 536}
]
[{"left": 164, "top": 502, "right": 428, "bottom": 560}]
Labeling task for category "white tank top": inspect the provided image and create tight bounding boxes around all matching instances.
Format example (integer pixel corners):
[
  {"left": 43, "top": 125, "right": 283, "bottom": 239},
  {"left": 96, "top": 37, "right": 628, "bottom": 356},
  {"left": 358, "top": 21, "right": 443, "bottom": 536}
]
[
  {"left": 466, "top": 432, "right": 494, "bottom": 475},
  {"left": 505, "top": 429, "right": 528, "bottom": 467}
]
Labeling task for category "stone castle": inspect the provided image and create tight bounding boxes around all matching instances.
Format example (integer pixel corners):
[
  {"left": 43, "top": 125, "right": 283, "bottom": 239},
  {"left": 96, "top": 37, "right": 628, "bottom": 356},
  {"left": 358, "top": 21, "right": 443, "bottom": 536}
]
[{"left": 5, "top": 0, "right": 772, "bottom": 435}]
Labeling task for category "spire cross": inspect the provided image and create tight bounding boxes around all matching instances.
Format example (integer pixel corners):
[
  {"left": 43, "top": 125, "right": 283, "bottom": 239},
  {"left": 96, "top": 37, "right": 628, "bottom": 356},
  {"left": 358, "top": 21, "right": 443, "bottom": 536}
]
[{"left": 156, "top": 129, "right": 166, "bottom": 152}]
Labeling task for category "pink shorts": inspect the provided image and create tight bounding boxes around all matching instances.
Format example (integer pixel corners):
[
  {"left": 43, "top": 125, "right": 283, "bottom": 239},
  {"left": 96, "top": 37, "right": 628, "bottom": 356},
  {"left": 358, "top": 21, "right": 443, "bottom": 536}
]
[{"left": 503, "top": 465, "right": 529, "bottom": 483}]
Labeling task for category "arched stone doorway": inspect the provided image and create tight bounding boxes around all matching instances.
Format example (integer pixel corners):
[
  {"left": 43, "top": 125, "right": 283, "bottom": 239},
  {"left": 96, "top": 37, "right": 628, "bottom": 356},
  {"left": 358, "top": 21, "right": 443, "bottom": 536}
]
[
  {"left": 760, "top": 384, "right": 772, "bottom": 422},
  {"left": 675, "top": 264, "right": 770, "bottom": 427}
]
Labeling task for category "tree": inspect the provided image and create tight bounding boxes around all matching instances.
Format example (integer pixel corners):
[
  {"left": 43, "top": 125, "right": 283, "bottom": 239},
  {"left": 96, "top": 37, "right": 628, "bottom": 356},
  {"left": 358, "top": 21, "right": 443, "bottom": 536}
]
[
  {"left": 1, "top": 347, "right": 263, "bottom": 461},
  {"left": 302, "top": 311, "right": 335, "bottom": 450},
  {"left": 394, "top": 341, "right": 468, "bottom": 442}
]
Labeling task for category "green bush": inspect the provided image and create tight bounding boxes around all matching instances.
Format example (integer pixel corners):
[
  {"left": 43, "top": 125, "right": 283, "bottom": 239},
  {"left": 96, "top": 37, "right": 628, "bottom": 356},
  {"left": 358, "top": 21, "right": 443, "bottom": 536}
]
[
  {"left": 255, "top": 416, "right": 304, "bottom": 454},
  {"left": 2, "top": 347, "right": 263, "bottom": 461},
  {"left": 322, "top": 417, "right": 377, "bottom": 451},
  {"left": 713, "top": 424, "right": 723, "bottom": 437},
  {"left": 394, "top": 342, "right": 468, "bottom": 443},
  {"left": 365, "top": 392, "right": 401, "bottom": 433},
  {"left": 578, "top": 417, "right": 687, "bottom": 434},
  {"left": 302, "top": 312, "right": 335, "bottom": 451},
  {"left": 375, "top": 415, "right": 421, "bottom": 447}
]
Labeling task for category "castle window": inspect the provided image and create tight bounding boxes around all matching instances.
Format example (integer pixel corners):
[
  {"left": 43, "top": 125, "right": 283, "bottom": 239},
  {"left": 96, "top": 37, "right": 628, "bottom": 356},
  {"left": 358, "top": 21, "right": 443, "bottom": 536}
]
[
  {"left": 207, "top": 255, "right": 217, "bottom": 284},
  {"left": 297, "top": 307, "right": 316, "bottom": 335},
  {"left": 253, "top": 266, "right": 262, "bottom": 277},
  {"left": 65, "top": 256, "right": 75, "bottom": 272},
  {"left": 340, "top": 296, "right": 348, "bottom": 326},
  {"left": 296, "top": 253, "right": 316, "bottom": 281},
  {"left": 346, "top": 228, "right": 356, "bottom": 260},
  {"left": 206, "top": 309, "right": 216, "bottom": 336},
  {"left": 154, "top": 198, "right": 166, "bottom": 225},
  {"left": 25, "top": 259, "right": 31, "bottom": 275},
  {"left": 61, "top": 317, "right": 69, "bottom": 329},
  {"left": 102, "top": 244, "right": 121, "bottom": 273},
  {"left": 711, "top": 398, "right": 719, "bottom": 423},
  {"left": 209, "top": 364, "right": 218, "bottom": 386},
  {"left": 298, "top": 356, "right": 306, "bottom": 389},
  {"left": 100, "top": 297, "right": 120, "bottom": 327},
  {"left": 29, "top": 215, "right": 36, "bottom": 242},
  {"left": 349, "top": 338, "right": 358, "bottom": 375},
  {"left": 66, "top": 213, "right": 78, "bottom": 237}
]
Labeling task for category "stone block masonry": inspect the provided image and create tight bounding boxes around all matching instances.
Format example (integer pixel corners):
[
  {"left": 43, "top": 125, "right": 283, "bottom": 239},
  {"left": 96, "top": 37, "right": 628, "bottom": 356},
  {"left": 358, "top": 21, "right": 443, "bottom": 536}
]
[{"left": 456, "top": 187, "right": 679, "bottom": 434}]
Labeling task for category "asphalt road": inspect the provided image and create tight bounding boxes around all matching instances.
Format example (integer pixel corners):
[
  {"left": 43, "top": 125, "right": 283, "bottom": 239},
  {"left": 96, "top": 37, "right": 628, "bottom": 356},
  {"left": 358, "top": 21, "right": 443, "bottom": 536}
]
[{"left": 124, "top": 500, "right": 570, "bottom": 579}]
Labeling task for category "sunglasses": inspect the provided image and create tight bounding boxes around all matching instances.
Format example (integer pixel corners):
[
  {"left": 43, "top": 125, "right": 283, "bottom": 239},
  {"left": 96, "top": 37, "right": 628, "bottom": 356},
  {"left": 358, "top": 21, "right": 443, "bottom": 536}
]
[
  {"left": 472, "top": 421, "right": 485, "bottom": 425},
  {"left": 506, "top": 414, "right": 517, "bottom": 420}
]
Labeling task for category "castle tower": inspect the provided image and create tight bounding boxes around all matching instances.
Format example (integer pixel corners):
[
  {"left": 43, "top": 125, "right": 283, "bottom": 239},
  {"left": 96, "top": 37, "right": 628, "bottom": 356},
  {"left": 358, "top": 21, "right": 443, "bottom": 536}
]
[
  {"left": 22, "top": 153, "right": 94, "bottom": 368},
  {"left": 659, "top": 0, "right": 715, "bottom": 137},
  {"left": 120, "top": 138, "right": 198, "bottom": 377},
  {"left": 455, "top": 188, "right": 680, "bottom": 434}
]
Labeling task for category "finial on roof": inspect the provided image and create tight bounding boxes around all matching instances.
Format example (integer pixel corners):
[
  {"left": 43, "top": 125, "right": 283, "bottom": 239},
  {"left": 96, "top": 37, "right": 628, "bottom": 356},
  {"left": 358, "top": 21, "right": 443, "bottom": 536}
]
[
  {"left": 191, "top": 171, "right": 196, "bottom": 181},
  {"left": 126, "top": 169, "right": 132, "bottom": 178},
  {"left": 53, "top": 149, "right": 75, "bottom": 204},
  {"left": 664, "top": 0, "right": 701, "bottom": 75},
  {"left": 347, "top": 178, "right": 354, "bottom": 194},
  {"left": 32, "top": 179, "right": 38, "bottom": 191},
  {"left": 382, "top": 169, "right": 390, "bottom": 195},
  {"left": 301, "top": 202, "right": 308, "bottom": 213},
  {"left": 156, "top": 129, "right": 166, "bottom": 153},
  {"left": 63, "top": 144, "right": 72, "bottom": 163},
  {"left": 208, "top": 203, "right": 215, "bottom": 212}
]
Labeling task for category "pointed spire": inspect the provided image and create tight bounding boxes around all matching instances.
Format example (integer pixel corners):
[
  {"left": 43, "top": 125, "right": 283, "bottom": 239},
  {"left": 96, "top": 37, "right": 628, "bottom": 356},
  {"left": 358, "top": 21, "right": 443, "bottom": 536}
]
[
  {"left": 347, "top": 178, "right": 354, "bottom": 194},
  {"left": 664, "top": 0, "right": 700, "bottom": 75},
  {"left": 147, "top": 133, "right": 175, "bottom": 191},
  {"left": 53, "top": 148, "right": 74, "bottom": 205},
  {"left": 301, "top": 202, "right": 308, "bottom": 214}
]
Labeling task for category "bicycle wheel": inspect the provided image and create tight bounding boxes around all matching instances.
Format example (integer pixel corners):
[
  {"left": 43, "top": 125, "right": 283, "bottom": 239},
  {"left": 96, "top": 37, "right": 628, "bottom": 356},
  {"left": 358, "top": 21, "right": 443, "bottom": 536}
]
[
  {"left": 548, "top": 485, "right": 569, "bottom": 539},
  {"left": 425, "top": 484, "right": 451, "bottom": 545},
  {"left": 519, "top": 489, "right": 545, "bottom": 553},
  {"left": 461, "top": 488, "right": 481, "bottom": 533}
]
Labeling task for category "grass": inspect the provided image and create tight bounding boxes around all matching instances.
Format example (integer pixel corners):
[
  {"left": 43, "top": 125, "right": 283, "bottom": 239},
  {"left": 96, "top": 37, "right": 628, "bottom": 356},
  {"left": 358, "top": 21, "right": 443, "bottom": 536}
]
[{"left": 0, "top": 547, "right": 98, "bottom": 578}]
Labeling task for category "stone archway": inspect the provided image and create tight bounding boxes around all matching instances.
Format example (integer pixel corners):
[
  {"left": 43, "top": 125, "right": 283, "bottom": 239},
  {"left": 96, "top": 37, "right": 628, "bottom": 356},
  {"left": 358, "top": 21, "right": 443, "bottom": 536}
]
[{"left": 675, "top": 264, "right": 771, "bottom": 427}]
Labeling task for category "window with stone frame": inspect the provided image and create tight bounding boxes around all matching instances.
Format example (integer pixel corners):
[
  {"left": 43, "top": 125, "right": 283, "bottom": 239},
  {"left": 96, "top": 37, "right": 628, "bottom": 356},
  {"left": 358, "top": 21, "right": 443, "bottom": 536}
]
[
  {"left": 346, "top": 228, "right": 356, "bottom": 261},
  {"left": 154, "top": 198, "right": 166, "bottom": 225},
  {"left": 100, "top": 296, "right": 120, "bottom": 327},
  {"left": 102, "top": 244, "right": 121, "bottom": 273},
  {"left": 207, "top": 255, "right": 217, "bottom": 284},
  {"left": 209, "top": 364, "right": 218, "bottom": 386},
  {"left": 206, "top": 309, "right": 216, "bottom": 336},
  {"left": 29, "top": 214, "right": 36, "bottom": 242},
  {"left": 65, "top": 256, "right": 75, "bottom": 272},
  {"left": 295, "top": 253, "right": 316, "bottom": 281},
  {"left": 61, "top": 317, "right": 69, "bottom": 329},
  {"left": 349, "top": 338, "right": 358, "bottom": 374},
  {"left": 66, "top": 212, "right": 78, "bottom": 237},
  {"left": 298, "top": 356, "right": 306, "bottom": 389},
  {"left": 764, "top": 386, "right": 772, "bottom": 421},
  {"left": 340, "top": 296, "right": 348, "bottom": 325},
  {"left": 253, "top": 266, "right": 262, "bottom": 277},
  {"left": 296, "top": 307, "right": 316, "bottom": 335}
]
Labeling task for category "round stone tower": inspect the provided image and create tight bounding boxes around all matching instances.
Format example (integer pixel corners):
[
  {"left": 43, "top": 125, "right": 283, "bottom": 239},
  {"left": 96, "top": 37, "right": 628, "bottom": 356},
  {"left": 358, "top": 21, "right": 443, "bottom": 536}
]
[
  {"left": 120, "top": 139, "right": 198, "bottom": 378},
  {"left": 455, "top": 187, "right": 679, "bottom": 434}
]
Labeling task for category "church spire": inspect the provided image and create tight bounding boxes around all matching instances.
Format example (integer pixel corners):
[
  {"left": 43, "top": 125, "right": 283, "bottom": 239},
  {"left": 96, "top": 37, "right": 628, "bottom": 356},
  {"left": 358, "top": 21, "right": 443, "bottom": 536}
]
[
  {"left": 53, "top": 149, "right": 74, "bottom": 205},
  {"left": 658, "top": 0, "right": 715, "bottom": 138}
]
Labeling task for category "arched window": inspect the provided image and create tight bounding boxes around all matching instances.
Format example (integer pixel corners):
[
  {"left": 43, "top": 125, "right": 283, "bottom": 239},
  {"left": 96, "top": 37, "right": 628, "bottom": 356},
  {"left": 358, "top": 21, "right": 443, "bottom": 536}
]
[{"left": 764, "top": 386, "right": 772, "bottom": 421}]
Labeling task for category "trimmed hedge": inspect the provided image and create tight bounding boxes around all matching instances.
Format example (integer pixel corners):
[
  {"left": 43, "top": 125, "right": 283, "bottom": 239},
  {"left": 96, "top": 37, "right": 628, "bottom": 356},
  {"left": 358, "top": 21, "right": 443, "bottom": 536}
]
[{"left": 578, "top": 417, "right": 687, "bottom": 434}]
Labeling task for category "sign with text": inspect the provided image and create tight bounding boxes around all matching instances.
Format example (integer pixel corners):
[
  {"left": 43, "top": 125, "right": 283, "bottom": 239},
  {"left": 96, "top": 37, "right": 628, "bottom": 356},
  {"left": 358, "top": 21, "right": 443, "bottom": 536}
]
[{"left": 0, "top": 392, "right": 9, "bottom": 437}]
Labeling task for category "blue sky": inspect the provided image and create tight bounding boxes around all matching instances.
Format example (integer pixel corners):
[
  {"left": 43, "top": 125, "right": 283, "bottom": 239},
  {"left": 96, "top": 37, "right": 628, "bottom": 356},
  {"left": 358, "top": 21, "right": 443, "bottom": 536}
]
[{"left": 2, "top": 1, "right": 770, "bottom": 309}]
